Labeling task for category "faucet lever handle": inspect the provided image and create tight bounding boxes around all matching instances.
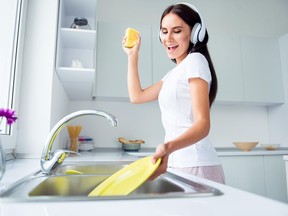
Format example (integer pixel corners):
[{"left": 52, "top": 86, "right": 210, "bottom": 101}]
[
  {"left": 61, "top": 149, "right": 81, "bottom": 156},
  {"left": 53, "top": 149, "right": 81, "bottom": 163}
]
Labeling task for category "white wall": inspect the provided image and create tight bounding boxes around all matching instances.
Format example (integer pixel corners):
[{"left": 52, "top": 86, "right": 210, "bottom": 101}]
[
  {"left": 66, "top": 101, "right": 270, "bottom": 149},
  {"left": 67, "top": 101, "right": 163, "bottom": 148},
  {"left": 15, "top": 0, "right": 61, "bottom": 156},
  {"left": 50, "top": 69, "right": 70, "bottom": 151}
]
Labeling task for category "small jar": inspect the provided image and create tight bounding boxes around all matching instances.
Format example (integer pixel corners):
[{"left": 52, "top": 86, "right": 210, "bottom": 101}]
[{"left": 70, "top": 17, "right": 91, "bottom": 30}]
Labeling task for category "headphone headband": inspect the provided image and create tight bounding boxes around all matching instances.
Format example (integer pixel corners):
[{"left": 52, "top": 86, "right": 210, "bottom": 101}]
[
  {"left": 159, "top": 2, "right": 206, "bottom": 45},
  {"left": 177, "top": 2, "right": 206, "bottom": 44}
]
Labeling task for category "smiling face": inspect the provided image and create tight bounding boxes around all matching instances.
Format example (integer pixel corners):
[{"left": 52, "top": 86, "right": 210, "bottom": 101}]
[{"left": 160, "top": 13, "right": 191, "bottom": 64}]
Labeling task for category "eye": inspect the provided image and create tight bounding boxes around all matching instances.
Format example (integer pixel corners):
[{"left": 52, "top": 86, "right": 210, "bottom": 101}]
[
  {"left": 161, "top": 29, "right": 168, "bottom": 35},
  {"left": 174, "top": 29, "right": 181, "bottom": 34}
]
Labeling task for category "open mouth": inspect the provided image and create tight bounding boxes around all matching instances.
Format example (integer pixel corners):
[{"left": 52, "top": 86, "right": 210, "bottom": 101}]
[{"left": 167, "top": 45, "right": 178, "bottom": 52}]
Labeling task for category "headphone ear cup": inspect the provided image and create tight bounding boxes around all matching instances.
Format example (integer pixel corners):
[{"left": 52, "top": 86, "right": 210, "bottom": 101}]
[
  {"left": 159, "top": 29, "right": 163, "bottom": 43},
  {"left": 191, "top": 23, "right": 201, "bottom": 44}
]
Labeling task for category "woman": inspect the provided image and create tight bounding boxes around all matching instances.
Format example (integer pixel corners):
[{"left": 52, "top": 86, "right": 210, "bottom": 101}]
[{"left": 122, "top": 3, "right": 225, "bottom": 184}]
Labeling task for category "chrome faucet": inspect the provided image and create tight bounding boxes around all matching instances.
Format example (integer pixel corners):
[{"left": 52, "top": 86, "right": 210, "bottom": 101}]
[{"left": 40, "top": 110, "right": 117, "bottom": 174}]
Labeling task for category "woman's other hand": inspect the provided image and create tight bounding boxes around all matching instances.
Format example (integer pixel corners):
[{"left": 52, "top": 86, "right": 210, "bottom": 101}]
[{"left": 149, "top": 143, "right": 170, "bottom": 181}]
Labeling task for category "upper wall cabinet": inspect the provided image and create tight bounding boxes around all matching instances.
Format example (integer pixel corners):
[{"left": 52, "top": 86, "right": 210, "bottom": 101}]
[
  {"left": 209, "top": 33, "right": 245, "bottom": 103},
  {"left": 241, "top": 37, "right": 284, "bottom": 104},
  {"left": 210, "top": 34, "right": 284, "bottom": 105},
  {"left": 96, "top": 22, "right": 152, "bottom": 98},
  {"left": 55, "top": 0, "right": 97, "bottom": 100},
  {"left": 95, "top": 20, "right": 284, "bottom": 105},
  {"left": 152, "top": 25, "right": 175, "bottom": 82}
]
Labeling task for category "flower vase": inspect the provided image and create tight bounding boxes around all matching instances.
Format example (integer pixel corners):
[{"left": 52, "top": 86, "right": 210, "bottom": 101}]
[{"left": 0, "top": 131, "right": 6, "bottom": 182}]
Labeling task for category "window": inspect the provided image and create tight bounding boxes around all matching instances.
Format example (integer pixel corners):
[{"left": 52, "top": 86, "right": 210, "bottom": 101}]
[{"left": 0, "top": 0, "right": 23, "bottom": 149}]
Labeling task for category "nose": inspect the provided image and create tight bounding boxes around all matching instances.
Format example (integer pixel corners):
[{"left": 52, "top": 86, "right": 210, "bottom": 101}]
[{"left": 163, "top": 31, "right": 173, "bottom": 43}]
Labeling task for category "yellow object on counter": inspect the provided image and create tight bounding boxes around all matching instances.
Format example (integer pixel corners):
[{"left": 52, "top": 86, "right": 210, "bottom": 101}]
[
  {"left": 67, "top": 125, "right": 82, "bottom": 152},
  {"left": 65, "top": 169, "right": 84, "bottom": 175},
  {"left": 123, "top": 27, "right": 139, "bottom": 48},
  {"left": 88, "top": 155, "right": 161, "bottom": 196}
]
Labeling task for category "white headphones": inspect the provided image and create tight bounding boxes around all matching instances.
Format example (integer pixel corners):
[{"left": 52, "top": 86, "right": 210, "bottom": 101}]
[{"left": 159, "top": 2, "right": 206, "bottom": 45}]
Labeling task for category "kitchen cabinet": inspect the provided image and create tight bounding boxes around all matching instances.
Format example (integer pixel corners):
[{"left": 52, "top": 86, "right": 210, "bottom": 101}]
[
  {"left": 220, "top": 156, "right": 266, "bottom": 196},
  {"left": 209, "top": 33, "right": 244, "bottom": 102},
  {"left": 220, "top": 155, "right": 287, "bottom": 203},
  {"left": 241, "top": 37, "right": 284, "bottom": 104},
  {"left": 95, "top": 22, "right": 284, "bottom": 104},
  {"left": 55, "top": 0, "right": 97, "bottom": 100},
  {"left": 95, "top": 22, "right": 152, "bottom": 98},
  {"left": 209, "top": 34, "right": 284, "bottom": 105},
  {"left": 152, "top": 25, "right": 175, "bottom": 82},
  {"left": 264, "top": 155, "right": 287, "bottom": 202}
]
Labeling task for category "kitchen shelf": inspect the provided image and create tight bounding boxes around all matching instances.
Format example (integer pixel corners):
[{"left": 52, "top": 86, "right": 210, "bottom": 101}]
[
  {"left": 60, "top": 28, "right": 96, "bottom": 49},
  {"left": 59, "top": 0, "right": 96, "bottom": 30},
  {"left": 57, "top": 28, "right": 96, "bottom": 68},
  {"left": 56, "top": 67, "right": 95, "bottom": 83},
  {"left": 62, "top": 82, "right": 93, "bottom": 100},
  {"left": 56, "top": 0, "right": 97, "bottom": 100}
]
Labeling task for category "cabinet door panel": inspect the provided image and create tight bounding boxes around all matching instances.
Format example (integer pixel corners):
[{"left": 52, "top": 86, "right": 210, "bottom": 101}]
[
  {"left": 96, "top": 22, "right": 152, "bottom": 98},
  {"left": 152, "top": 25, "right": 175, "bottom": 83},
  {"left": 209, "top": 33, "right": 244, "bottom": 102},
  {"left": 264, "top": 156, "right": 287, "bottom": 203},
  {"left": 220, "top": 156, "right": 266, "bottom": 196},
  {"left": 241, "top": 37, "right": 284, "bottom": 104}
]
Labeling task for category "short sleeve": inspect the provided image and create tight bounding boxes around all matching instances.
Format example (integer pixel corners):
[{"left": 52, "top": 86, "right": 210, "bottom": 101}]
[{"left": 182, "top": 53, "right": 211, "bottom": 84}]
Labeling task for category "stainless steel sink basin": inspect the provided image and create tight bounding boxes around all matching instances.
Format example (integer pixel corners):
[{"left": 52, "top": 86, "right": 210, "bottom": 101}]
[
  {"left": 55, "top": 163, "right": 127, "bottom": 175},
  {"left": 0, "top": 162, "right": 223, "bottom": 202},
  {"left": 28, "top": 175, "right": 183, "bottom": 196}
]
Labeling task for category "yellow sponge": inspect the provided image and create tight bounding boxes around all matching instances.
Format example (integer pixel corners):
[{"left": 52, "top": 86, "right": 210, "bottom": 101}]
[{"left": 124, "top": 27, "right": 139, "bottom": 48}]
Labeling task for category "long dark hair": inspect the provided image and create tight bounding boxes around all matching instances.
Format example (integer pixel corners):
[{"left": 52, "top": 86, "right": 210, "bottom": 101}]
[{"left": 160, "top": 4, "right": 218, "bottom": 107}]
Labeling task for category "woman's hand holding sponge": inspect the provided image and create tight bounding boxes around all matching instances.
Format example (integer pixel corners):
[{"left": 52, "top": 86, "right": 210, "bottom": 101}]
[{"left": 123, "top": 27, "right": 139, "bottom": 48}]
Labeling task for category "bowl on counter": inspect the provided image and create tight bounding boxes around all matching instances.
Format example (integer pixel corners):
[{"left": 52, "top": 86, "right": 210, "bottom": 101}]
[
  {"left": 122, "top": 143, "right": 141, "bottom": 151},
  {"left": 118, "top": 137, "right": 145, "bottom": 152},
  {"left": 233, "top": 142, "right": 259, "bottom": 151},
  {"left": 260, "top": 144, "right": 280, "bottom": 150}
]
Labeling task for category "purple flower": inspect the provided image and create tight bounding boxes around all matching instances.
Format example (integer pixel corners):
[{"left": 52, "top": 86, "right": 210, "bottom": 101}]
[{"left": 0, "top": 108, "right": 17, "bottom": 125}]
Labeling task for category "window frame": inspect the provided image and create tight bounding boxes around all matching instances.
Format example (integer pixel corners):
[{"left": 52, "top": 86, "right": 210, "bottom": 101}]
[{"left": 0, "top": 0, "right": 26, "bottom": 151}]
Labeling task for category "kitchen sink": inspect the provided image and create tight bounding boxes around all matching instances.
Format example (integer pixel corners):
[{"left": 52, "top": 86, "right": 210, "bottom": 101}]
[
  {"left": 29, "top": 175, "right": 183, "bottom": 196},
  {"left": 0, "top": 162, "right": 223, "bottom": 202},
  {"left": 55, "top": 163, "right": 128, "bottom": 175}
]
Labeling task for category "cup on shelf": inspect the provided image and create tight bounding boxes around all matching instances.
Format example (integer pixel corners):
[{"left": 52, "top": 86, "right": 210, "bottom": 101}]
[
  {"left": 71, "top": 59, "right": 83, "bottom": 68},
  {"left": 70, "top": 17, "right": 91, "bottom": 30}
]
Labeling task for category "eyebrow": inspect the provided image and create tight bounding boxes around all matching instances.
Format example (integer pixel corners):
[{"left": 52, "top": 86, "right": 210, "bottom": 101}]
[{"left": 161, "top": 26, "right": 183, "bottom": 30}]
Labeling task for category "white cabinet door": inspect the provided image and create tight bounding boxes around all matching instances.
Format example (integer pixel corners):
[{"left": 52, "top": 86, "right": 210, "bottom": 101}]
[
  {"left": 96, "top": 22, "right": 152, "bottom": 98},
  {"left": 152, "top": 26, "right": 175, "bottom": 83},
  {"left": 241, "top": 37, "right": 284, "bottom": 104},
  {"left": 220, "top": 156, "right": 266, "bottom": 196},
  {"left": 264, "top": 155, "right": 287, "bottom": 203},
  {"left": 209, "top": 34, "right": 284, "bottom": 105},
  {"left": 209, "top": 33, "right": 244, "bottom": 103}
]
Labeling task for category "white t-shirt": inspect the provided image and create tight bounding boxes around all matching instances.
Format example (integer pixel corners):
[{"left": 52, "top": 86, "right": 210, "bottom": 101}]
[{"left": 158, "top": 52, "right": 220, "bottom": 168}]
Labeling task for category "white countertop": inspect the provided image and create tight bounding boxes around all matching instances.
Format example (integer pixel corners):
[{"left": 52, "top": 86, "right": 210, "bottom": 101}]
[
  {"left": 0, "top": 149, "right": 288, "bottom": 216},
  {"left": 216, "top": 147, "right": 288, "bottom": 156}
]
